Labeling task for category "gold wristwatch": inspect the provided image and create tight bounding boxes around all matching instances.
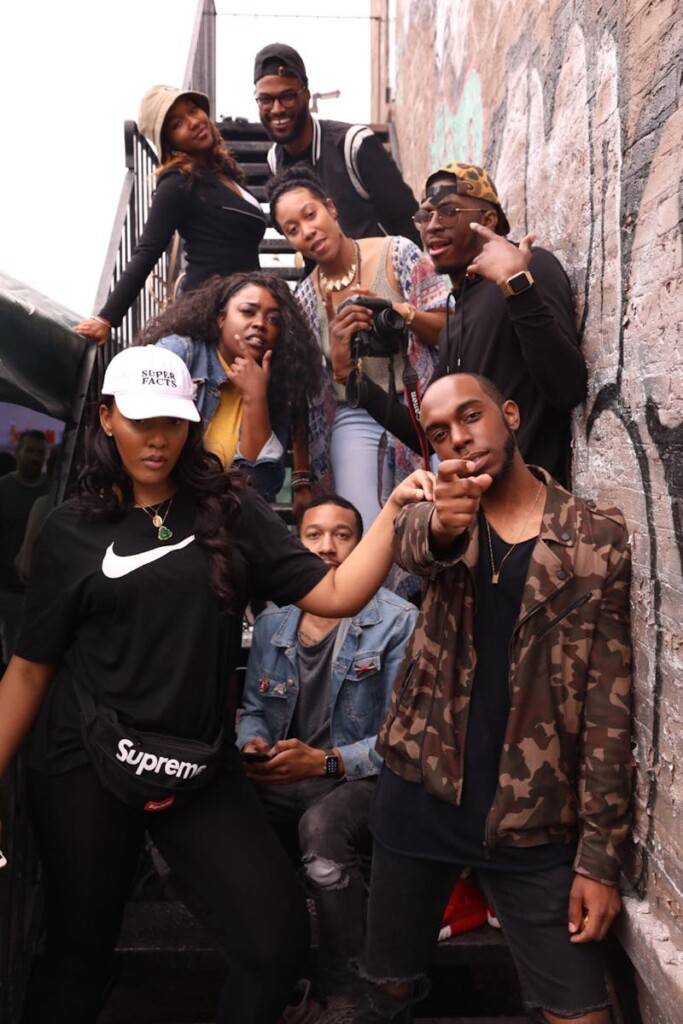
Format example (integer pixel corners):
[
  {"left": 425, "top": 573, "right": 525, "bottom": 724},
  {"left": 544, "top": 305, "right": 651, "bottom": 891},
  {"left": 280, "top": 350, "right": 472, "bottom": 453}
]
[{"left": 499, "top": 270, "right": 534, "bottom": 298}]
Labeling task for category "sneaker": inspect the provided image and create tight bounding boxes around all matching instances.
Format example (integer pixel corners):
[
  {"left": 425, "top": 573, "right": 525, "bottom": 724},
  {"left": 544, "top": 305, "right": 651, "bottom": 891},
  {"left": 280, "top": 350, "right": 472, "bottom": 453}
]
[
  {"left": 318, "top": 995, "right": 358, "bottom": 1024},
  {"left": 438, "top": 877, "right": 488, "bottom": 940},
  {"left": 486, "top": 904, "right": 502, "bottom": 929},
  {"left": 278, "top": 978, "right": 323, "bottom": 1023}
]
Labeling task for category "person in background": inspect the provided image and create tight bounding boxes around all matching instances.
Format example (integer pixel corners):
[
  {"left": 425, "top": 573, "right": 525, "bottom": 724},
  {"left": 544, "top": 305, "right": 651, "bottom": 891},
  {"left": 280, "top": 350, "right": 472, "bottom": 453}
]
[
  {"left": 76, "top": 85, "right": 266, "bottom": 346},
  {"left": 0, "top": 430, "right": 48, "bottom": 663},
  {"left": 255, "top": 43, "right": 420, "bottom": 245},
  {"left": 268, "top": 165, "right": 448, "bottom": 531},
  {"left": 0, "top": 451, "right": 17, "bottom": 477},
  {"left": 351, "top": 162, "right": 587, "bottom": 485},
  {"left": 15, "top": 444, "right": 62, "bottom": 584},
  {"left": 353, "top": 373, "right": 632, "bottom": 1024},
  {"left": 239, "top": 495, "right": 418, "bottom": 1021},
  {"left": 138, "top": 271, "right": 323, "bottom": 502}
]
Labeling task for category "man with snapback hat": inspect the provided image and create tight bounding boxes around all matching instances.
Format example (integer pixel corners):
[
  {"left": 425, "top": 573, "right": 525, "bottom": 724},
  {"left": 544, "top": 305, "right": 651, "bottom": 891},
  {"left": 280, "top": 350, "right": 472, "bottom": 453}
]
[
  {"left": 345, "top": 162, "right": 586, "bottom": 484},
  {"left": 253, "top": 43, "right": 420, "bottom": 244}
]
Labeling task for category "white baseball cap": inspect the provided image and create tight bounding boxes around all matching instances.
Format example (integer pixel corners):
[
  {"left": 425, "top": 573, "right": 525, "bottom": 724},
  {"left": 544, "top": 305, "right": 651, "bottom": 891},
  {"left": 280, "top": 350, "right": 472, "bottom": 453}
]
[{"left": 101, "top": 346, "right": 200, "bottom": 422}]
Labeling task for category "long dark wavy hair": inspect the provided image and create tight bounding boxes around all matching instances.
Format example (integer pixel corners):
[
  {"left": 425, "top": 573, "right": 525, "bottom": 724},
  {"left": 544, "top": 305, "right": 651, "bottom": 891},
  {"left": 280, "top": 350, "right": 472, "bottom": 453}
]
[
  {"left": 136, "top": 271, "right": 324, "bottom": 424},
  {"left": 157, "top": 119, "right": 245, "bottom": 184},
  {"left": 77, "top": 398, "right": 243, "bottom": 609}
]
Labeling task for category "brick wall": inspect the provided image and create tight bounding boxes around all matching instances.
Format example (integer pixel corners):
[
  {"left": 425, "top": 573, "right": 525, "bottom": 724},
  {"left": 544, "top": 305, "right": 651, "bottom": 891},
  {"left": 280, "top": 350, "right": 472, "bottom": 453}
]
[{"left": 383, "top": 1, "right": 683, "bottom": 1019}]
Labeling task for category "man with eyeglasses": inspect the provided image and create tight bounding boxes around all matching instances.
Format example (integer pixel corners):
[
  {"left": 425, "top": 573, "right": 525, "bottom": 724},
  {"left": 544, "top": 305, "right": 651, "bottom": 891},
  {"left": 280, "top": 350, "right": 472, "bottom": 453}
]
[
  {"left": 349, "top": 162, "right": 586, "bottom": 484},
  {"left": 253, "top": 43, "right": 420, "bottom": 244}
]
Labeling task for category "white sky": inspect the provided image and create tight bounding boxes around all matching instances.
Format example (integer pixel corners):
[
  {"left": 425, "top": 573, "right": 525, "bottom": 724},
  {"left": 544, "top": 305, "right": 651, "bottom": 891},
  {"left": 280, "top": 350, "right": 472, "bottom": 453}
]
[{"left": 0, "top": 1, "right": 371, "bottom": 319}]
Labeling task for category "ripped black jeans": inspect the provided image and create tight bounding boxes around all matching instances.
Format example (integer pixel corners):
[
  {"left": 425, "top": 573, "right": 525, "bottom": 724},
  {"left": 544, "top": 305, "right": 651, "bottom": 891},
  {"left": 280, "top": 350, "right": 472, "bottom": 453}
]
[
  {"left": 256, "top": 776, "right": 375, "bottom": 997},
  {"left": 355, "top": 841, "right": 610, "bottom": 1023}
]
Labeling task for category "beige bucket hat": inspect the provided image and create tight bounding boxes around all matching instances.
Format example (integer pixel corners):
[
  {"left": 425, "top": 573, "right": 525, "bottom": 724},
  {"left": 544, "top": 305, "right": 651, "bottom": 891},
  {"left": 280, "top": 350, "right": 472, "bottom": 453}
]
[{"left": 138, "top": 85, "right": 211, "bottom": 161}]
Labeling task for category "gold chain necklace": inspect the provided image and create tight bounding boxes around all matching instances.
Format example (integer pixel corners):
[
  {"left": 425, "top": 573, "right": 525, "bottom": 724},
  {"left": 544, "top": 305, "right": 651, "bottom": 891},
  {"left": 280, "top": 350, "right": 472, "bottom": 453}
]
[
  {"left": 318, "top": 239, "right": 361, "bottom": 293},
  {"left": 138, "top": 497, "right": 174, "bottom": 542},
  {"left": 484, "top": 481, "right": 544, "bottom": 584}
]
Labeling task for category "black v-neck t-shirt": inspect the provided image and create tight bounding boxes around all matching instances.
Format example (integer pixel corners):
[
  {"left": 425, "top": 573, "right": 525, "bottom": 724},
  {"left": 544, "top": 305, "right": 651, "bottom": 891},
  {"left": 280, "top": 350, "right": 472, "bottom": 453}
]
[
  {"left": 16, "top": 489, "right": 329, "bottom": 775},
  {"left": 371, "top": 517, "right": 575, "bottom": 870}
]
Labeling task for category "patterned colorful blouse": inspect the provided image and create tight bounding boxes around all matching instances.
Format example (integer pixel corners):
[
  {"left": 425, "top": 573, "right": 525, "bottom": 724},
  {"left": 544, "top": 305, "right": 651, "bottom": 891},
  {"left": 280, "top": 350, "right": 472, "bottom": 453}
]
[{"left": 296, "top": 235, "right": 449, "bottom": 488}]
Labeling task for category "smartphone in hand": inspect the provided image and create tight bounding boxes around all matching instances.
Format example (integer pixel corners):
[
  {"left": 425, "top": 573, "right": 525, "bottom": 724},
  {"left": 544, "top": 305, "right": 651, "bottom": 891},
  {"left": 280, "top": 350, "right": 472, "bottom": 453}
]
[{"left": 242, "top": 751, "right": 271, "bottom": 763}]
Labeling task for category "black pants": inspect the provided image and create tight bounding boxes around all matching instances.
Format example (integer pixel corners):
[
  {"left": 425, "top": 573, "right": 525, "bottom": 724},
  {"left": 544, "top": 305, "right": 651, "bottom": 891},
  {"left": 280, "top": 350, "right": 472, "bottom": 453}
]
[
  {"left": 258, "top": 777, "right": 375, "bottom": 996},
  {"left": 355, "top": 842, "right": 609, "bottom": 1022},
  {"left": 23, "top": 764, "right": 310, "bottom": 1024}
]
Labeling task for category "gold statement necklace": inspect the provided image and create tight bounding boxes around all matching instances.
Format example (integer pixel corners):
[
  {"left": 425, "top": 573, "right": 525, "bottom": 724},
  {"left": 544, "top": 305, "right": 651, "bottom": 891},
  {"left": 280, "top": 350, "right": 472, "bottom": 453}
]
[
  {"left": 138, "top": 497, "right": 174, "bottom": 542},
  {"left": 484, "top": 481, "right": 544, "bottom": 584},
  {"left": 318, "top": 239, "right": 361, "bottom": 293}
]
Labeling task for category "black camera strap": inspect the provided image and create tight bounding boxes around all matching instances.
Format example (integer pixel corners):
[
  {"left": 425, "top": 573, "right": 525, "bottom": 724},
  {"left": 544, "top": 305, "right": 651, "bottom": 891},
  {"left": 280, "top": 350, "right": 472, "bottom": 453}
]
[
  {"left": 402, "top": 358, "right": 431, "bottom": 471},
  {"left": 375, "top": 348, "right": 431, "bottom": 511}
]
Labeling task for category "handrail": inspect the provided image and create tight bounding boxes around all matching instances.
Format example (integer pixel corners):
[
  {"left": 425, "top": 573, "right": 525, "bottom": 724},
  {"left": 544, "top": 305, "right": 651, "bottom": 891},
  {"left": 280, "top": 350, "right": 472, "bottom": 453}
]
[{"left": 93, "top": 122, "right": 170, "bottom": 358}]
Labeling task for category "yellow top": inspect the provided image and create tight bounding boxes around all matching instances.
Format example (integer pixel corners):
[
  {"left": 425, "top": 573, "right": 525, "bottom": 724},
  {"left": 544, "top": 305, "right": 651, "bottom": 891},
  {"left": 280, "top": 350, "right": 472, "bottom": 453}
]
[{"left": 203, "top": 351, "right": 243, "bottom": 468}]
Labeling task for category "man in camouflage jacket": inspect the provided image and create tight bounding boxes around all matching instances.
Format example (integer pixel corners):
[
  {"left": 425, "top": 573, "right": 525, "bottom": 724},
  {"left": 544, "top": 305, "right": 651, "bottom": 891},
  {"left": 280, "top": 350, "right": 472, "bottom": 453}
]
[{"left": 354, "top": 373, "right": 632, "bottom": 1024}]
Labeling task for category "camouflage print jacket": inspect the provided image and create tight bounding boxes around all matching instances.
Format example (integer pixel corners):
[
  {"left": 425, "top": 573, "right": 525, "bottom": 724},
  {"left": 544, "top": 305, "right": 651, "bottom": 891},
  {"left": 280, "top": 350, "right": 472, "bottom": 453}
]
[{"left": 377, "top": 468, "right": 633, "bottom": 886}]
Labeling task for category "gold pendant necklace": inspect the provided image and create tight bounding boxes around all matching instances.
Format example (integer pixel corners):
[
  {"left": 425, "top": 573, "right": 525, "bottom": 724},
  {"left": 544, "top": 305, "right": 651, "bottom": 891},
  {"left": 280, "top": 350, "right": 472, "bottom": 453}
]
[
  {"left": 318, "top": 239, "right": 361, "bottom": 293},
  {"left": 138, "top": 497, "right": 174, "bottom": 542},
  {"left": 484, "top": 481, "right": 544, "bottom": 584}
]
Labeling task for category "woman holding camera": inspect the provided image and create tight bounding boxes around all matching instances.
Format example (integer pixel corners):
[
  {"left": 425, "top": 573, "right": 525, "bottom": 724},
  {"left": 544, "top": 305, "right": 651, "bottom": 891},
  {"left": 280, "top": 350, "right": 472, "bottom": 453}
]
[{"left": 268, "top": 165, "right": 448, "bottom": 530}]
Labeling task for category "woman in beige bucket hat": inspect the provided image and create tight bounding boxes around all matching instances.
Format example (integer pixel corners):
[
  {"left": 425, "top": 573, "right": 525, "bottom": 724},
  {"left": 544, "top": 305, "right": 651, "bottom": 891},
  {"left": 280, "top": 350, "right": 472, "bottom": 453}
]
[{"left": 76, "top": 86, "right": 266, "bottom": 346}]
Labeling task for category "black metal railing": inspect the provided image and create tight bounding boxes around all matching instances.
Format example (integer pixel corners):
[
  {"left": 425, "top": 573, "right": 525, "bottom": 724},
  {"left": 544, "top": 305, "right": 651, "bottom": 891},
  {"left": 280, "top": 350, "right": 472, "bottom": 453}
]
[
  {"left": 91, "top": 0, "right": 216, "bottom": 397},
  {"left": 92, "top": 123, "right": 171, "bottom": 369}
]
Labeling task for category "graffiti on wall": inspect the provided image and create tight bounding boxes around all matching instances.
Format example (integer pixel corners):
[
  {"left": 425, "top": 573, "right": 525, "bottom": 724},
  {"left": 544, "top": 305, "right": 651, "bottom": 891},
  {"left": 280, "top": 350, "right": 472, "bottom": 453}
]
[{"left": 394, "top": 0, "right": 683, "bottom": 920}]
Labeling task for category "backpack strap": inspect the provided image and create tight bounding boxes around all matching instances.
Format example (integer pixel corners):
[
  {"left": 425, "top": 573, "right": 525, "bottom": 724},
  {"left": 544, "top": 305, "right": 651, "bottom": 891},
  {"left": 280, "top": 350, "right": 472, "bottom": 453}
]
[{"left": 343, "top": 125, "right": 374, "bottom": 200}]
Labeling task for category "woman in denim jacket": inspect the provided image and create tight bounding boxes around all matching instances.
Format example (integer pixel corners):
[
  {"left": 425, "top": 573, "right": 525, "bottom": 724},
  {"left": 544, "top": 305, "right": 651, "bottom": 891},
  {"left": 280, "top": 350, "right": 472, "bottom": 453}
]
[{"left": 138, "top": 271, "right": 323, "bottom": 501}]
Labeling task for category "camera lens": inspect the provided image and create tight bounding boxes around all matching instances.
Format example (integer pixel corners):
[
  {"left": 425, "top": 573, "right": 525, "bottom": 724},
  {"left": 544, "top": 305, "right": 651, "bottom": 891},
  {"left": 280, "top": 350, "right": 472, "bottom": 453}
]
[{"left": 375, "top": 308, "right": 405, "bottom": 332}]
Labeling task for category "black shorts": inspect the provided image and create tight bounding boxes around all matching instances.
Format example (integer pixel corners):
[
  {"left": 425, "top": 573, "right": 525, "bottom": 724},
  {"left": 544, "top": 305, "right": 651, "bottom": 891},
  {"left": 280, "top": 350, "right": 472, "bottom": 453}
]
[
  {"left": 478, "top": 862, "right": 609, "bottom": 1016},
  {"left": 363, "top": 844, "right": 610, "bottom": 1019}
]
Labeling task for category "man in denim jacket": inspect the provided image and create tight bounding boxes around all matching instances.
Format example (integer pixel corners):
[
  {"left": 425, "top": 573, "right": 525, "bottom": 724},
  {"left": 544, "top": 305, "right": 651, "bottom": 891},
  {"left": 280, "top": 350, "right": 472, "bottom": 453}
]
[{"left": 237, "top": 495, "right": 418, "bottom": 1016}]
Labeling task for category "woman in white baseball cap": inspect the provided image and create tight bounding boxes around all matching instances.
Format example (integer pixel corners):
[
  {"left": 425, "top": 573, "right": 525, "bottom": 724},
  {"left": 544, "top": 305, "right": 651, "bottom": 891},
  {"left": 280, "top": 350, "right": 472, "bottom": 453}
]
[
  {"left": 0, "top": 346, "right": 434, "bottom": 1023},
  {"left": 76, "top": 85, "right": 267, "bottom": 346}
]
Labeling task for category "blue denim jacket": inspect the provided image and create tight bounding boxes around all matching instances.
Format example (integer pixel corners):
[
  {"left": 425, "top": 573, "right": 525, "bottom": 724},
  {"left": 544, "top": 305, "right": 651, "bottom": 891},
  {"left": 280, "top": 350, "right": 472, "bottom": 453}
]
[
  {"left": 156, "top": 334, "right": 289, "bottom": 500},
  {"left": 237, "top": 588, "right": 418, "bottom": 779}
]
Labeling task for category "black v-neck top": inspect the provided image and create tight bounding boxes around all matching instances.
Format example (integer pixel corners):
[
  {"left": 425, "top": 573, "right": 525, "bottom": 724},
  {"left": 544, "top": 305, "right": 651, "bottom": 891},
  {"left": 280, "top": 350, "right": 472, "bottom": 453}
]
[{"left": 99, "top": 168, "right": 267, "bottom": 327}]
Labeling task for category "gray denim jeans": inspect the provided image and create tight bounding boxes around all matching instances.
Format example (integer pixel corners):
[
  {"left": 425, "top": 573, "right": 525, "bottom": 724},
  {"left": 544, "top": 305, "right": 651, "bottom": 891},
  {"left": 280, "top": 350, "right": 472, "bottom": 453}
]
[{"left": 256, "top": 776, "right": 375, "bottom": 996}]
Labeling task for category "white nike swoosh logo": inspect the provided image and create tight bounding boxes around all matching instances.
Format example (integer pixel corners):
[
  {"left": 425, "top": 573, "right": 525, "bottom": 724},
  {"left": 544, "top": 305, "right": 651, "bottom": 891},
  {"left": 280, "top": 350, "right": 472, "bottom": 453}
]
[{"left": 101, "top": 535, "right": 195, "bottom": 578}]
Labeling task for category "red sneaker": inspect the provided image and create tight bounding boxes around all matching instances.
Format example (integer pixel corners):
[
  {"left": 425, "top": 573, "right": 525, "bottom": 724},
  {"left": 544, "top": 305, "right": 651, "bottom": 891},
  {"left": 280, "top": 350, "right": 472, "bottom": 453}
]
[{"left": 438, "top": 877, "right": 488, "bottom": 941}]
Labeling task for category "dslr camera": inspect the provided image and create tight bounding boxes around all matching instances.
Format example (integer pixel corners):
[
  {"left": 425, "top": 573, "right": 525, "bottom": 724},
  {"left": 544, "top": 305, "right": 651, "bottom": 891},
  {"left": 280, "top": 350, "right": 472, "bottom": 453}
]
[{"left": 337, "top": 295, "right": 407, "bottom": 361}]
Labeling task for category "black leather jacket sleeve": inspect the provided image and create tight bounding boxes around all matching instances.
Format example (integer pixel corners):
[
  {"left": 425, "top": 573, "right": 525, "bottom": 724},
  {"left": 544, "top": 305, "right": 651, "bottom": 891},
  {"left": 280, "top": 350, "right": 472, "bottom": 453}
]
[{"left": 99, "top": 173, "right": 188, "bottom": 327}]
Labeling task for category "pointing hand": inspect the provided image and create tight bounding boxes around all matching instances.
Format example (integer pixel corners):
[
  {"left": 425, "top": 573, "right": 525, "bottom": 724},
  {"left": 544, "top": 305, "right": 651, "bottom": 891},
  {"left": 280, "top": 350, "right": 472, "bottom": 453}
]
[{"left": 430, "top": 459, "right": 492, "bottom": 542}]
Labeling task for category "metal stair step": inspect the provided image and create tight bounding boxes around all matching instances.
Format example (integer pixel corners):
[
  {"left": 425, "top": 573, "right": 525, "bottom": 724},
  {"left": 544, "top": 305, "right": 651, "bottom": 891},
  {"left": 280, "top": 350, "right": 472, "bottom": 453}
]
[
  {"left": 217, "top": 118, "right": 269, "bottom": 139},
  {"left": 114, "top": 903, "right": 513, "bottom": 968},
  {"left": 259, "top": 237, "right": 295, "bottom": 254},
  {"left": 243, "top": 162, "right": 270, "bottom": 179},
  {"left": 225, "top": 139, "right": 271, "bottom": 155}
]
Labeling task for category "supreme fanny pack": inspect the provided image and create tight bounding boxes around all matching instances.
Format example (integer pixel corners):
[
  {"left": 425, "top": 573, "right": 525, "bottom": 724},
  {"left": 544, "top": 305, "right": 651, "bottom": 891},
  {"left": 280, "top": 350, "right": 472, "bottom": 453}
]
[{"left": 74, "top": 681, "right": 224, "bottom": 812}]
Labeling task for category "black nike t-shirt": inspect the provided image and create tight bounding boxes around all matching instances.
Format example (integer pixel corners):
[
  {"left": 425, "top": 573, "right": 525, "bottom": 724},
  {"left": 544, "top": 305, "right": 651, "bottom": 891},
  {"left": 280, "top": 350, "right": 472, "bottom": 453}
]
[{"left": 15, "top": 488, "right": 329, "bottom": 774}]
